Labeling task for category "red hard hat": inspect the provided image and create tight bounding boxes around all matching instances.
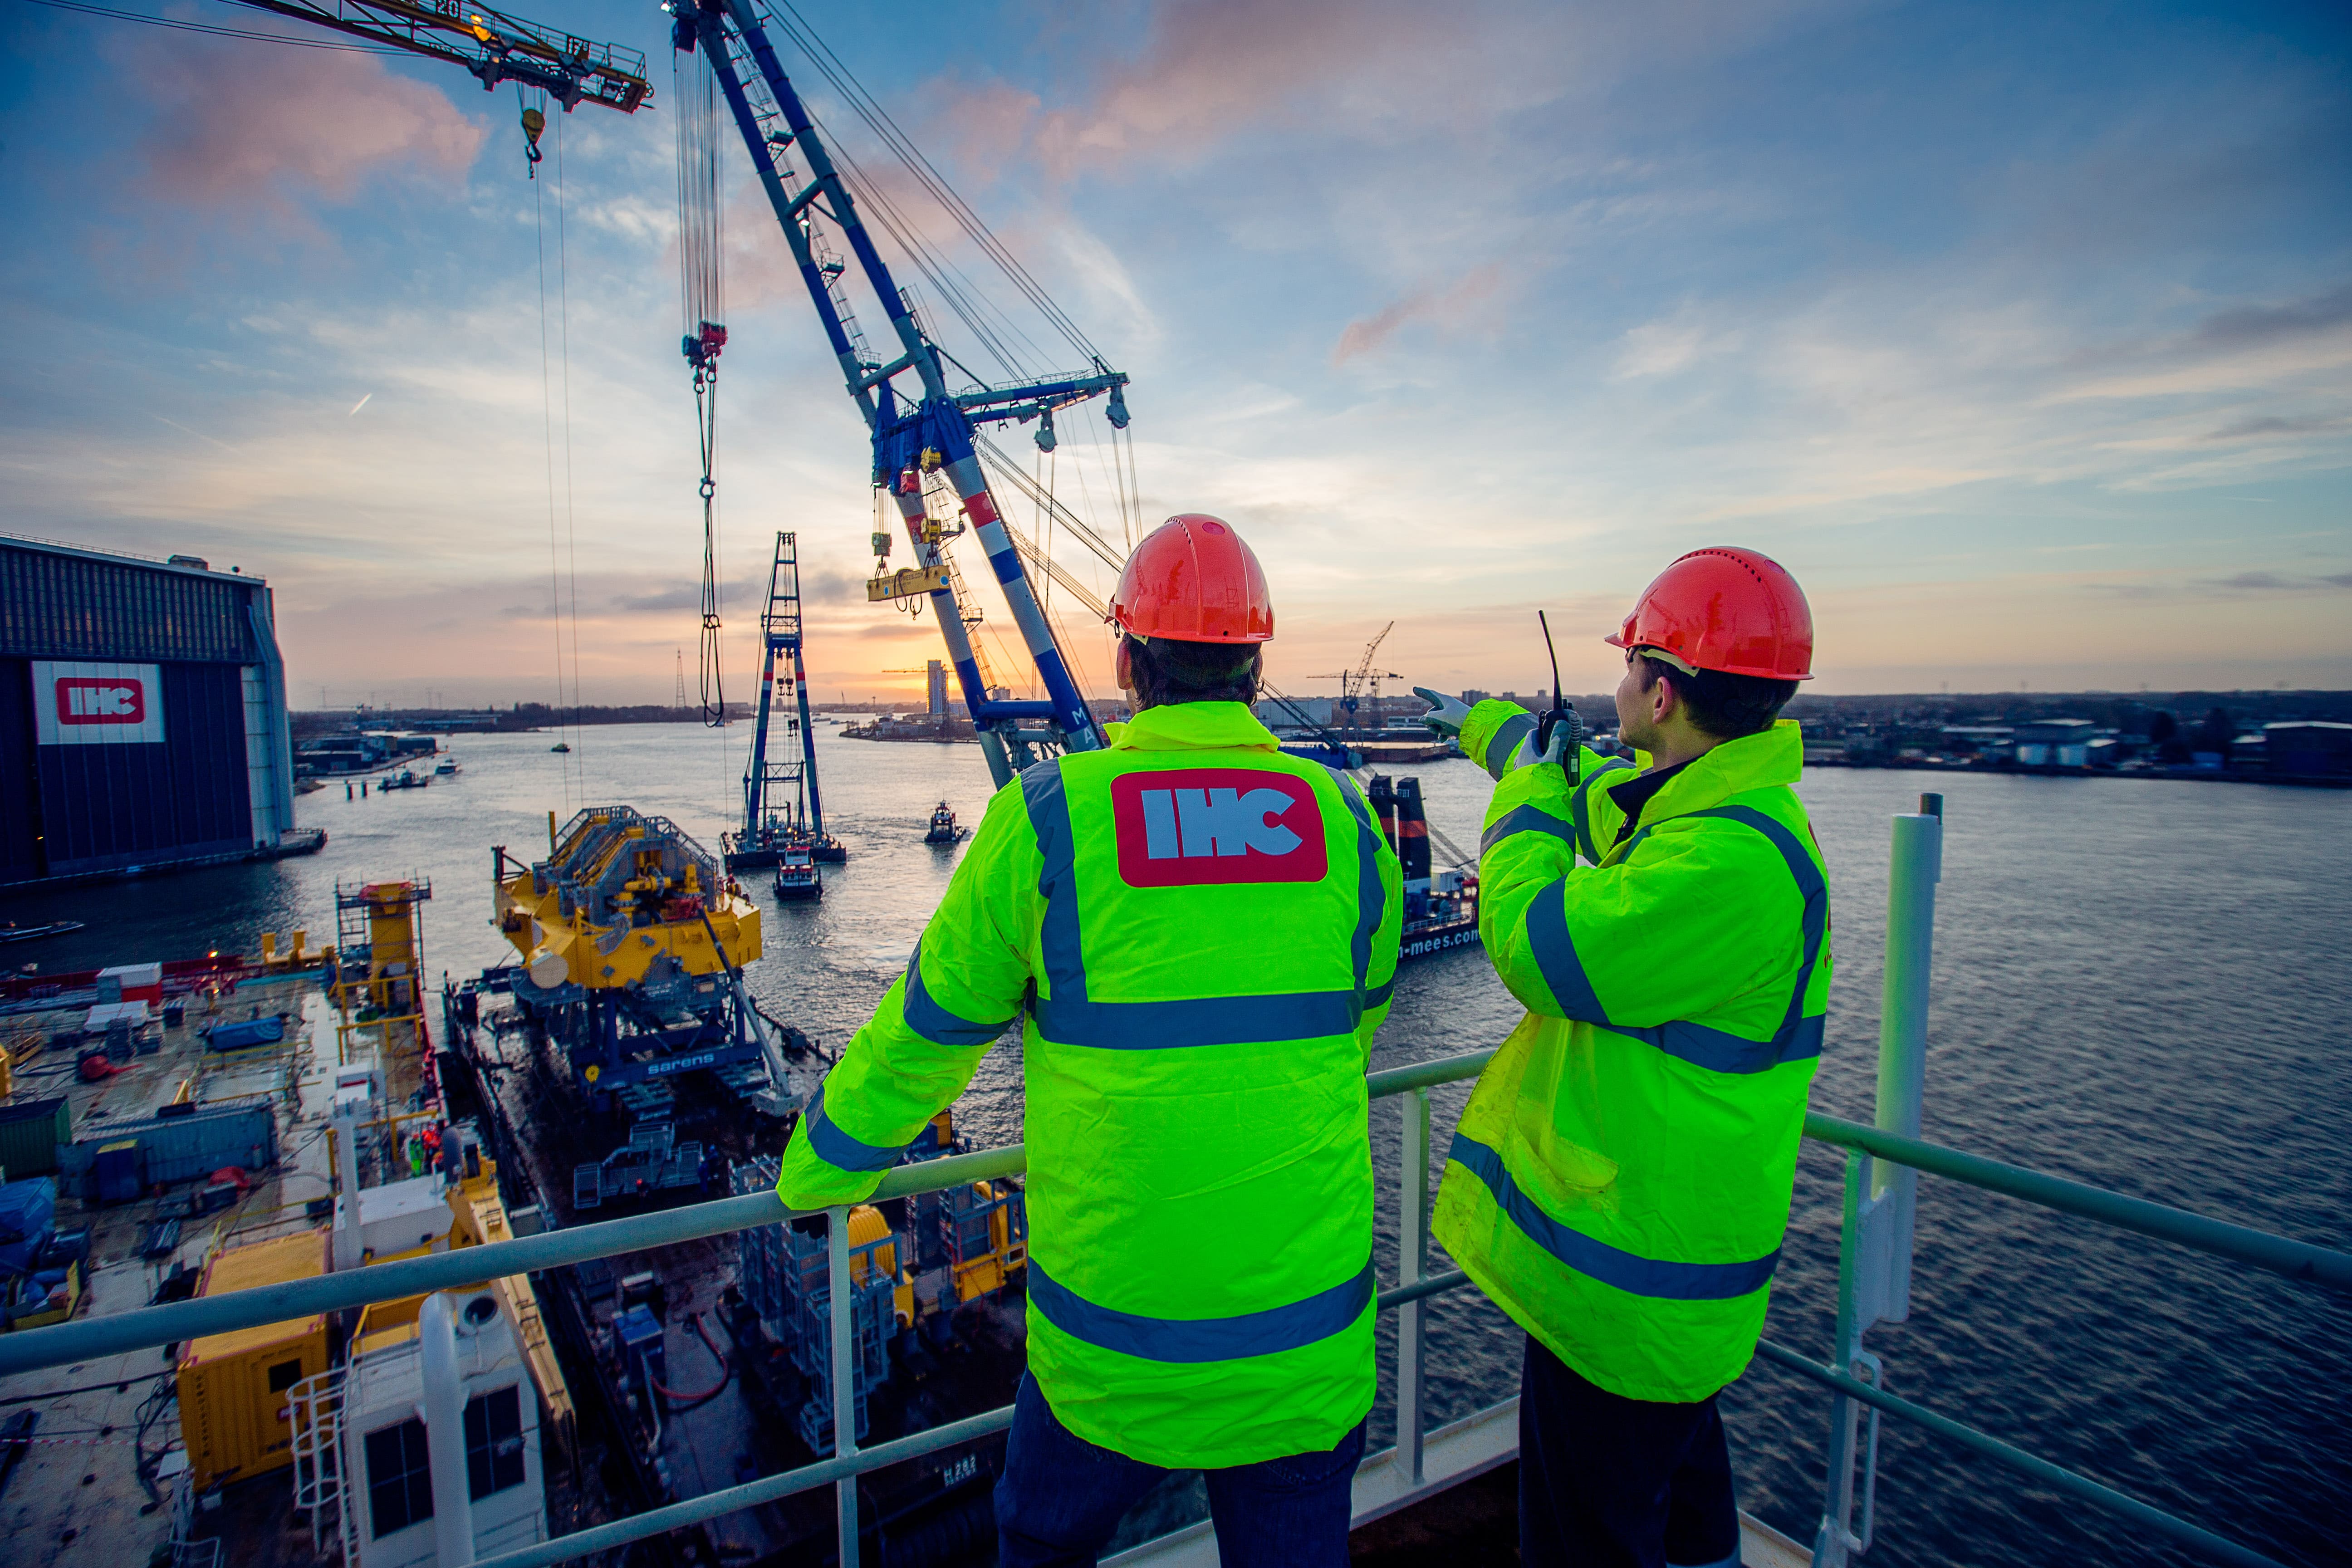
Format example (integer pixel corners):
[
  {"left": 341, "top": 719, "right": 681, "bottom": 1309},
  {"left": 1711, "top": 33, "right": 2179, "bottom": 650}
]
[
  {"left": 1605, "top": 546, "right": 1814, "bottom": 680},
  {"left": 1107, "top": 514, "right": 1274, "bottom": 643}
]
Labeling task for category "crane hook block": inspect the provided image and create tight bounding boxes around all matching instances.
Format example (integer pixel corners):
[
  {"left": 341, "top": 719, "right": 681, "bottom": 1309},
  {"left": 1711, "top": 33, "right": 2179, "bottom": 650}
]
[{"left": 520, "top": 105, "right": 546, "bottom": 173}]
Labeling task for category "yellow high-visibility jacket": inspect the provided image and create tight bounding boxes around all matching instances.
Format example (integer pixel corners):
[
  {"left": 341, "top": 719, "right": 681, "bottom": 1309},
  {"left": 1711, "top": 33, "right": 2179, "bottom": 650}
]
[
  {"left": 1434, "top": 706, "right": 1828, "bottom": 1401},
  {"left": 775, "top": 701, "right": 1403, "bottom": 1465}
]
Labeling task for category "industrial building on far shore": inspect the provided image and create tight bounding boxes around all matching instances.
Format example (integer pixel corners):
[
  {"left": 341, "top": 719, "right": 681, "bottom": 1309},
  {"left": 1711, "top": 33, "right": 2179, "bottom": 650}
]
[{"left": 0, "top": 535, "right": 315, "bottom": 889}]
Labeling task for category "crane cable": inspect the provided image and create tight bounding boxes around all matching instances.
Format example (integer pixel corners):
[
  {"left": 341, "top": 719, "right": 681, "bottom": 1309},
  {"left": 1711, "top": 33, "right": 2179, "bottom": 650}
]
[
  {"left": 677, "top": 32, "right": 728, "bottom": 728},
  {"left": 555, "top": 104, "right": 584, "bottom": 798},
  {"left": 764, "top": 0, "right": 1097, "bottom": 366},
  {"left": 695, "top": 374, "right": 725, "bottom": 728},
  {"left": 529, "top": 87, "right": 577, "bottom": 809}
]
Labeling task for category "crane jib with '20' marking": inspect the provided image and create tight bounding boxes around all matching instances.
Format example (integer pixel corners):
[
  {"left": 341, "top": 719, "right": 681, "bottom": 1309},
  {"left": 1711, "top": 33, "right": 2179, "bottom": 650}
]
[{"left": 1110, "top": 769, "right": 1329, "bottom": 888}]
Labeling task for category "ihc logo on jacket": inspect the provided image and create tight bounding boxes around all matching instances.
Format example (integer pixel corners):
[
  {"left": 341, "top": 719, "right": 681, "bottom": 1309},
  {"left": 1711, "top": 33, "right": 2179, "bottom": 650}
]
[{"left": 1110, "top": 767, "right": 1328, "bottom": 887}]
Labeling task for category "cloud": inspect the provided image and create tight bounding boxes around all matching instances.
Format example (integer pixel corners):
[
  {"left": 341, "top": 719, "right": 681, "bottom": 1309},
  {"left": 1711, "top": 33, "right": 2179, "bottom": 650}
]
[
  {"left": 2204, "top": 571, "right": 2352, "bottom": 593},
  {"left": 1612, "top": 309, "right": 1741, "bottom": 380},
  {"left": 1030, "top": 0, "right": 1441, "bottom": 179},
  {"left": 2187, "top": 282, "right": 2352, "bottom": 356},
  {"left": 126, "top": 34, "right": 483, "bottom": 226},
  {"left": 1332, "top": 263, "right": 1511, "bottom": 364},
  {"left": 2055, "top": 281, "right": 2352, "bottom": 402},
  {"left": 2200, "top": 413, "right": 2344, "bottom": 443}
]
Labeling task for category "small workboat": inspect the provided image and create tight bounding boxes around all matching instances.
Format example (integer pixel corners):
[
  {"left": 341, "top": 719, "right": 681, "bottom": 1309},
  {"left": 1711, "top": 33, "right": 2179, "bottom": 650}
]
[
  {"left": 772, "top": 846, "right": 823, "bottom": 901},
  {"left": 924, "top": 801, "right": 966, "bottom": 844},
  {"left": 0, "top": 920, "right": 83, "bottom": 945},
  {"left": 434, "top": 757, "right": 461, "bottom": 776},
  {"left": 550, "top": 742, "right": 571, "bottom": 753},
  {"left": 378, "top": 768, "right": 428, "bottom": 790}
]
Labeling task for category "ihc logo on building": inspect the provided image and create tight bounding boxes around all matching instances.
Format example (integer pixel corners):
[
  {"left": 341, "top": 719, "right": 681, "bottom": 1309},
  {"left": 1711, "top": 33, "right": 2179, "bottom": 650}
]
[
  {"left": 1111, "top": 768, "right": 1328, "bottom": 888},
  {"left": 56, "top": 677, "right": 147, "bottom": 725},
  {"left": 30, "top": 662, "right": 167, "bottom": 745}
]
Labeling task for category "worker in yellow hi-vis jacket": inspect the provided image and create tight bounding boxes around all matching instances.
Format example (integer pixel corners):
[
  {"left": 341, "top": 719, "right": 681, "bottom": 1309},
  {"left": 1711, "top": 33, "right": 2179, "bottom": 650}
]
[
  {"left": 775, "top": 514, "right": 1402, "bottom": 1568},
  {"left": 1416, "top": 547, "right": 1828, "bottom": 1568}
]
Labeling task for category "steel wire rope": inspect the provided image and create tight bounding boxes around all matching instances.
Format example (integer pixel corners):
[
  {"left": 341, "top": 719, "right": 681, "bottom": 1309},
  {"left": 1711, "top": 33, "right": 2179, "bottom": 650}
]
[
  {"left": 677, "top": 36, "right": 729, "bottom": 729},
  {"left": 16, "top": 0, "right": 410, "bottom": 52},
  {"left": 555, "top": 106, "right": 585, "bottom": 801},
  {"left": 975, "top": 436, "right": 1124, "bottom": 572},
  {"left": 751, "top": 66, "right": 1033, "bottom": 377},
  {"left": 767, "top": 0, "right": 1100, "bottom": 364},
  {"left": 758, "top": 7, "right": 1081, "bottom": 382},
  {"left": 1083, "top": 402, "right": 1136, "bottom": 551},
  {"left": 529, "top": 89, "right": 574, "bottom": 813},
  {"left": 1118, "top": 422, "right": 1144, "bottom": 550},
  {"left": 813, "top": 127, "right": 1038, "bottom": 382}
]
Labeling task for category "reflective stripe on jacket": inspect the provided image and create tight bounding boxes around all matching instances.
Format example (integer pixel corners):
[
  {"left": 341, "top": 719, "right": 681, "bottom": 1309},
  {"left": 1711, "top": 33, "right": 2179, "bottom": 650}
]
[
  {"left": 773, "top": 701, "right": 1404, "bottom": 1466},
  {"left": 1432, "top": 704, "right": 1828, "bottom": 1402}
]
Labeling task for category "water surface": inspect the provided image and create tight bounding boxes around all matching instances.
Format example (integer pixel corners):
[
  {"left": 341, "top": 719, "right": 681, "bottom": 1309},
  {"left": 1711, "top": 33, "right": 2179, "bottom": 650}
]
[{"left": 10, "top": 724, "right": 2347, "bottom": 1565}]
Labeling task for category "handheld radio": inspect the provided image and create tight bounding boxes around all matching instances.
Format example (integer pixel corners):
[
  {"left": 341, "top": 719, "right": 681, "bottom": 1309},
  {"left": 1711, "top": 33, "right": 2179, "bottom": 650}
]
[{"left": 1534, "top": 612, "right": 1583, "bottom": 762}]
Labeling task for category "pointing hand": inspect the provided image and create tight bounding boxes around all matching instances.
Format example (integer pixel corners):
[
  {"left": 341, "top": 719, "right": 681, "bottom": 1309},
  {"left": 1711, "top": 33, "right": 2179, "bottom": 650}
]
[{"left": 1414, "top": 687, "right": 1472, "bottom": 739}]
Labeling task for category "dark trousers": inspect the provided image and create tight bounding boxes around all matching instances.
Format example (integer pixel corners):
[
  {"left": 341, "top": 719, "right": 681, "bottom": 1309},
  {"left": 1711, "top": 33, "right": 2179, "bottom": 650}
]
[
  {"left": 993, "top": 1372, "right": 1367, "bottom": 1568},
  {"left": 1520, "top": 1334, "right": 1741, "bottom": 1568}
]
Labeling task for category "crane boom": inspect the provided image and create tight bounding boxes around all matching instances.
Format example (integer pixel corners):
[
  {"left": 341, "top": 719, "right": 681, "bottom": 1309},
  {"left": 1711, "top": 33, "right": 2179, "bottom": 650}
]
[
  {"left": 223, "top": 0, "right": 652, "bottom": 109},
  {"left": 672, "top": 0, "right": 1126, "bottom": 789}
]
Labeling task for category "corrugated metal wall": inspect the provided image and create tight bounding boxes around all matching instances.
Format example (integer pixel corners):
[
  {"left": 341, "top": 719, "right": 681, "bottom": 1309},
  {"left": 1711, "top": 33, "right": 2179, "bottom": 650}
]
[
  {"left": 0, "top": 660, "right": 38, "bottom": 882},
  {"left": 0, "top": 544, "right": 257, "bottom": 662},
  {"left": 30, "top": 662, "right": 255, "bottom": 873},
  {"left": 0, "top": 541, "right": 281, "bottom": 882}
]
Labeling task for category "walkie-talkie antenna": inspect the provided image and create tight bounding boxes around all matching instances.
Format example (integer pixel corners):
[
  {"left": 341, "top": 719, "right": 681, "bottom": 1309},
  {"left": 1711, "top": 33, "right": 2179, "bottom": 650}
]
[
  {"left": 1539, "top": 611, "right": 1563, "bottom": 711},
  {"left": 1532, "top": 609, "right": 1583, "bottom": 763}
]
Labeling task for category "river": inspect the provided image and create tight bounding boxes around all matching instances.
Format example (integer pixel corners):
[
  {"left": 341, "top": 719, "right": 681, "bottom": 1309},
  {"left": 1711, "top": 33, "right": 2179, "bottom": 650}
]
[{"left": 8, "top": 721, "right": 2347, "bottom": 1565}]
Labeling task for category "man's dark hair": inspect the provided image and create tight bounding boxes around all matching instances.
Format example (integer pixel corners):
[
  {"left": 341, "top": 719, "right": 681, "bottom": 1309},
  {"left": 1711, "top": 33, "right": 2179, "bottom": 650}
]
[
  {"left": 1126, "top": 634, "right": 1262, "bottom": 708},
  {"left": 1635, "top": 654, "right": 1797, "bottom": 740}
]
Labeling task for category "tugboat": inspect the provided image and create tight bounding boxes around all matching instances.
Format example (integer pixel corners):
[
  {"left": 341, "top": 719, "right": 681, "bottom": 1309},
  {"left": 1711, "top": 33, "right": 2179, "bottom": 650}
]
[
  {"left": 772, "top": 843, "right": 823, "bottom": 902},
  {"left": 924, "top": 801, "right": 966, "bottom": 844},
  {"left": 378, "top": 767, "right": 429, "bottom": 790},
  {"left": 550, "top": 741, "right": 571, "bottom": 753}
]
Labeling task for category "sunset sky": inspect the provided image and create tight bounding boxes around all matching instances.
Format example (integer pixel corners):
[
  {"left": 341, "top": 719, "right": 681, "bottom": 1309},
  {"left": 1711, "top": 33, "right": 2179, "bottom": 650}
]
[{"left": 2, "top": 0, "right": 2347, "bottom": 707}]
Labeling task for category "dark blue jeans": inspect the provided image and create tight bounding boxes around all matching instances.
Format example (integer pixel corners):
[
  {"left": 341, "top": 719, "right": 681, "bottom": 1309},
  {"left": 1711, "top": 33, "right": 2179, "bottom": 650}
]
[
  {"left": 1520, "top": 1334, "right": 1741, "bottom": 1568},
  {"left": 994, "top": 1372, "right": 1367, "bottom": 1568}
]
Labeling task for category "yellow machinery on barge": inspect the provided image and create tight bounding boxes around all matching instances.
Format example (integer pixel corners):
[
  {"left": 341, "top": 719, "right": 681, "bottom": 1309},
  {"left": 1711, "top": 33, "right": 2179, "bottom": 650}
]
[{"left": 489, "top": 806, "right": 801, "bottom": 1122}]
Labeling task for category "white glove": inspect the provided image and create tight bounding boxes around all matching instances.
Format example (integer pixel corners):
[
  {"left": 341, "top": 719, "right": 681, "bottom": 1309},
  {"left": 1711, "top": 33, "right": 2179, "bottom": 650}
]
[{"left": 1414, "top": 686, "right": 1473, "bottom": 739}]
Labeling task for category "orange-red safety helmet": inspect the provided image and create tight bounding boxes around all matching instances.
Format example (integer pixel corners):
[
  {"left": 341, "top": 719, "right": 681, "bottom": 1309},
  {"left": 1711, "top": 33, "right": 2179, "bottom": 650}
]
[
  {"left": 1605, "top": 546, "right": 1814, "bottom": 680},
  {"left": 1107, "top": 514, "right": 1274, "bottom": 644}
]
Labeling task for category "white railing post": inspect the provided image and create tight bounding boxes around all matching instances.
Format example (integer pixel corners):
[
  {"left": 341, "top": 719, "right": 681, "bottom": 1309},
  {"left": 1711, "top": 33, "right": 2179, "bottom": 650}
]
[
  {"left": 1396, "top": 1085, "right": 1430, "bottom": 1485},
  {"left": 1816, "top": 793, "right": 1944, "bottom": 1565},
  {"left": 830, "top": 1206, "right": 859, "bottom": 1568},
  {"left": 1866, "top": 792, "right": 1942, "bottom": 1323}
]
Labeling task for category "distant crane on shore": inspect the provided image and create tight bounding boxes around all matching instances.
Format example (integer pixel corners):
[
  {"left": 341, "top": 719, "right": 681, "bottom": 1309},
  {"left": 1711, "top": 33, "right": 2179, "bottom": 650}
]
[{"left": 1306, "top": 623, "right": 1402, "bottom": 740}]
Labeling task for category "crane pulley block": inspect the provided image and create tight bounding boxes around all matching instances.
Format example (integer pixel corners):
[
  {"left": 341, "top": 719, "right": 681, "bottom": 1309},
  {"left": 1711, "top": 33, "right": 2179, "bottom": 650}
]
[{"left": 869, "top": 566, "right": 951, "bottom": 603}]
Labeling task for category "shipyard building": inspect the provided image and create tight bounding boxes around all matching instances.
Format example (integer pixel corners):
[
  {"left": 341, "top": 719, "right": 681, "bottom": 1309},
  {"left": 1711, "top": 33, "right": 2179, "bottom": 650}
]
[{"left": 0, "top": 536, "right": 299, "bottom": 886}]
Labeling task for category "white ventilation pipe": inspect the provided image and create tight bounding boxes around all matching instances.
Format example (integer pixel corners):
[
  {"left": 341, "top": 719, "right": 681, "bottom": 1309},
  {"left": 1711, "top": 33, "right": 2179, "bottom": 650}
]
[
  {"left": 421, "top": 1292, "right": 474, "bottom": 1568},
  {"left": 332, "top": 1111, "right": 363, "bottom": 1274}
]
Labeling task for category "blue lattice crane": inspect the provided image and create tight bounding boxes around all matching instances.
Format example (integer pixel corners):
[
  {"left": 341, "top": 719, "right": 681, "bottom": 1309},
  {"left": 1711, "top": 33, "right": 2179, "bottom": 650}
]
[
  {"left": 667, "top": 0, "right": 1130, "bottom": 789},
  {"left": 222, "top": 0, "right": 653, "bottom": 109}
]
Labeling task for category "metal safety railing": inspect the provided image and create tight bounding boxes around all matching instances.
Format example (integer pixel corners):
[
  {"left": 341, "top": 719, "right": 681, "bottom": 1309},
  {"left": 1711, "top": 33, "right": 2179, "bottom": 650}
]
[{"left": 3, "top": 803, "right": 2347, "bottom": 1567}]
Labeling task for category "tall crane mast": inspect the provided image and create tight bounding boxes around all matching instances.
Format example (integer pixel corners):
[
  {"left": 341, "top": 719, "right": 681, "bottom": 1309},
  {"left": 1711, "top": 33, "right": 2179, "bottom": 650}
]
[{"left": 668, "top": 0, "right": 1127, "bottom": 789}]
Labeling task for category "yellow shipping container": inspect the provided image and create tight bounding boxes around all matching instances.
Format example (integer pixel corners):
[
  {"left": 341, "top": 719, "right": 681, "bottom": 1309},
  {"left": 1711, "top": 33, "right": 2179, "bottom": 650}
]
[{"left": 176, "top": 1231, "right": 329, "bottom": 1490}]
